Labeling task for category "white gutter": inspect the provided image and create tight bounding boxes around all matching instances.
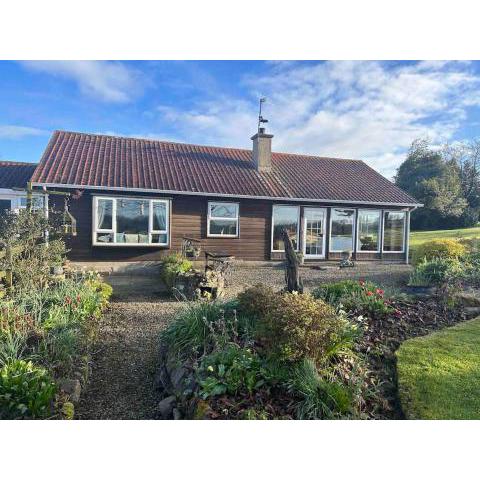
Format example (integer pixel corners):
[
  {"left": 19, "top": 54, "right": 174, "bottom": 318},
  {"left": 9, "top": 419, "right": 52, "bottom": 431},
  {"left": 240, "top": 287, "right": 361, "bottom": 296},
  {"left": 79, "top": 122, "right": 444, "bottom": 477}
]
[{"left": 31, "top": 182, "right": 424, "bottom": 208}]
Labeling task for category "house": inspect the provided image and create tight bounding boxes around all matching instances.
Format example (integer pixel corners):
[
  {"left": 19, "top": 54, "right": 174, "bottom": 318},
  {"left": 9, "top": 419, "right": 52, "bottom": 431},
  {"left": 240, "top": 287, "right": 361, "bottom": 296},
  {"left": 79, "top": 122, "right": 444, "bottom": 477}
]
[
  {"left": 0, "top": 161, "right": 43, "bottom": 212},
  {"left": 9, "top": 129, "right": 420, "bottom": 262}
]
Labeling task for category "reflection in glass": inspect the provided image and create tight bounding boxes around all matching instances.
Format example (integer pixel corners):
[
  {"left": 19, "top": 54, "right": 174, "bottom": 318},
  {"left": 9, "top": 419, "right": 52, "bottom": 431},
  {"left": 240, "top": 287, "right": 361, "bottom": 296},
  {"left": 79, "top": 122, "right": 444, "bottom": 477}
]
[
  {"left": 116, "top": 199, "right": 149, "bottom": 243},
  {"left": 358, "top": 210, "right": 380, "bottom": 251},
  {"left": 97, "top": 199, "right": 113, "bottom": 230},
  {"left": 383, "top": 211, "right": 405, "bottom": 252},
  {"left": 272, "top": 206, "right": 299, "bottom": 251},
  {"left": 330, "top": 208, "right": 355, "bottom": 251}
]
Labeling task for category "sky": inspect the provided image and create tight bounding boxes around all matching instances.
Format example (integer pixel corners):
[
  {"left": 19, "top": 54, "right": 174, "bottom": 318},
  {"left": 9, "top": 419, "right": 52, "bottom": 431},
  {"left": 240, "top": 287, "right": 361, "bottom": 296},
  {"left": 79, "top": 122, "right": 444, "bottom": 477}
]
[{"left": 1, "top": 60, "right": 480, "bottom": 178}]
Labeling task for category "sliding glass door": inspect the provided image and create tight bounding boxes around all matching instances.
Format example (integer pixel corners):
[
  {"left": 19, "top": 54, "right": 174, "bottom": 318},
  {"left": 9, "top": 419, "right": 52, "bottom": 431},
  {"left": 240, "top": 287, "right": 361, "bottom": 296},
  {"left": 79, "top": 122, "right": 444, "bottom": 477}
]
[{"left": 303, "top": 208, "right": 326, "bottom": 259}]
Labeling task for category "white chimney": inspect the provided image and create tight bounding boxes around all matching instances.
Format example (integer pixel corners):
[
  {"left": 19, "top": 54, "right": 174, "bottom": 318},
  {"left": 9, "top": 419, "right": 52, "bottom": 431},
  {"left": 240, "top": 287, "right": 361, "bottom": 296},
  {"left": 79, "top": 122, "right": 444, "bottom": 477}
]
[{"left": 251, "top": 127, "right": 273, "bottom": 173}]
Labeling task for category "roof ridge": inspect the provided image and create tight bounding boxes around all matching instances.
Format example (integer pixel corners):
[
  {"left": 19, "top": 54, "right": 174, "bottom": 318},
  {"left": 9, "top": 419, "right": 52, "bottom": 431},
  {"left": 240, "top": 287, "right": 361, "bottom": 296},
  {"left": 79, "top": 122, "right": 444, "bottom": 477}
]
[{"left": 53, "top": 130, "right": 364, "bottom": 163}]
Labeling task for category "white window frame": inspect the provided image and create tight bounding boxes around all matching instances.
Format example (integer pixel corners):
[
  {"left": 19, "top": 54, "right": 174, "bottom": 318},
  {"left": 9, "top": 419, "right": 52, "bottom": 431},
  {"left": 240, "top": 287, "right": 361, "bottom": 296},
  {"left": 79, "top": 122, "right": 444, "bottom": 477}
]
[
  {"left": 303, "top": 207, "right": 327, "bottom": 259},
  {"left": 207, "top": 201, "right": 239, "bottom": 238},
  {"left": 382, "top": 210, "right": 406, "bottom": 254},
  {"left": 329, "top": 207, "right": 356, "bottom": 253},
  {"left": 92, "top": 196, "right": 170, "bottom": 247},
  {"left": 356, "top": 209, "right": 381, "bottom": 253},
  {"left": 271, "top": 204, "right": 300, "bottom": 252}
]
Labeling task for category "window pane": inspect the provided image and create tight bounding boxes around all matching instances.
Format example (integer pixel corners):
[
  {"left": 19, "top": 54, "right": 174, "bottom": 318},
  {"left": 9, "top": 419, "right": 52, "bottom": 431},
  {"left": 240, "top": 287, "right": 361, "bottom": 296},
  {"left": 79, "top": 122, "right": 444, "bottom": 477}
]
[
  {"left": 358, "top": 210, "right": 380, "bottom": 251},
  {"left": 209, "top": 219, "right": 237, "bottom": 236},
  {"left": 210, "top": 203, "right": 237, "bottom": 218},
  {"left": 152, "top": 233, "right": 168, "bottom": 244},
  {"left": 153, "top": 202, "right": 167, "bottom": 231},
  {"left": 0, "top": 199, "right": 11, "bottom": 213},
  {"left": 116, "top": 199, "right": 149, "bottom": 243},
  {"left": 272, "top": 206, "right": 299, "bottom": 251},
  {"left": 97, "top": 199, "right": 113, "bottom": 230},
  {"left": 330, "top": 208, "right": 355, "bottom": 251},
  {"left": 96, "top": 232, "right": 113, "bottom": 243},
  {"left": 383, "top": 211, "right": 405, "bottom": 252}
]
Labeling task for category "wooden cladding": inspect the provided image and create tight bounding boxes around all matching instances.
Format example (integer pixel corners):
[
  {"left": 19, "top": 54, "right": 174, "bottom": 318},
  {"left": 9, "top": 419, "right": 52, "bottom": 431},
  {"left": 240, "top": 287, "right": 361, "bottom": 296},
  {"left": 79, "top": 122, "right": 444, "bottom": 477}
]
[{"left": 49, "top": 188, "right": 409, "bottom": 262}]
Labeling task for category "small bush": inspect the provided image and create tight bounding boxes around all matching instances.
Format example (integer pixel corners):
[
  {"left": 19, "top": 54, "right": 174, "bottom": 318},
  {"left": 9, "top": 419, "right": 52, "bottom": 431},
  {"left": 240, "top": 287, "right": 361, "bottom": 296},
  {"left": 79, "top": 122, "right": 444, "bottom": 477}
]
[
  {"left": 197, "top": 345, "right": 267, "bottom": 399},
  {"left": 160, "top": 253, "right": 193, "bottom": 290},
  {"left": 256, "top": 292, "right": 352, "bottom": 365},
  {"left": 412, "top": 239, "right": 466, "bottom": 266},
  {"left": 409, "top": 257, "right": 463, "bottom": 286},
  {"left": 312, "top": 280, "right": 393, "bottom": 318},
  {"left": 237, "top": 284, "right": 277, "bottom": 319},
  {"left": 0, "top": 359, "right": 56, "bottom": 419}
]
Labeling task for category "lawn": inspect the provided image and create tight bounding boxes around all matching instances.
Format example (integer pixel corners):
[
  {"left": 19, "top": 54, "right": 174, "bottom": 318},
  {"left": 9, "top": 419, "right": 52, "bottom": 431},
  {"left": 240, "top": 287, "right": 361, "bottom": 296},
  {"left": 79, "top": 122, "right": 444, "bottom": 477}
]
[
  {"left": 396, "top": 317, "right": 480, "bottom": 419},
  {"left": 410, "top": 226, "right": 480, "bottom": 247}
]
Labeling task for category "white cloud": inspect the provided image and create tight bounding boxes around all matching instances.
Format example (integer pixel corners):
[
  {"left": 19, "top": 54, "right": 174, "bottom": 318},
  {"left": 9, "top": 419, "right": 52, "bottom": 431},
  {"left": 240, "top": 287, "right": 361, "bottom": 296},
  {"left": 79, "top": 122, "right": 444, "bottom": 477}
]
[
  {"left": 21, "top": 61, "right": 142, "bottom": 103},
  {"left": 0, "top": 125, "right": 48, "bottom": 139},
  {"left": 154, "top": 61, "right": 480, "bottom": 177}
]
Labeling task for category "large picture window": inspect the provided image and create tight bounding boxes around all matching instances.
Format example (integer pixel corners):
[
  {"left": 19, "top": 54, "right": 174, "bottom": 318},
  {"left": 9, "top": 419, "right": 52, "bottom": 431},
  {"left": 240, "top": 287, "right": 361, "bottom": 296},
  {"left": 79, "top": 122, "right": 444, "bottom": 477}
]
[
  {"left": 330, "top": 208, "right": 355, "bottom": 252},
  {"left": 93, "top": 196, "right": 169, "bottom": 246},
  {"left": 272, "top": 205, "right": 299, "bottom": 251},
  {"left": 207, "top": 202, "right": 239, "bottom": 237},
  {"left": 383, "top": 211, "right": 406, "bottom": 252},
  {"left": 357, "top": 210, "right": 381, "bottom": 252}
]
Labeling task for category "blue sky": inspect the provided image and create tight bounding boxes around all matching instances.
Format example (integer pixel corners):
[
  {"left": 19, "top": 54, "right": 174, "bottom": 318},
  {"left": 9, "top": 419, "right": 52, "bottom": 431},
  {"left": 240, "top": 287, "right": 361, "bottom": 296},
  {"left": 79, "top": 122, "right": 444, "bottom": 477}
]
[{"left": 1, "top": 60, "right": 480, "bottom": 177}]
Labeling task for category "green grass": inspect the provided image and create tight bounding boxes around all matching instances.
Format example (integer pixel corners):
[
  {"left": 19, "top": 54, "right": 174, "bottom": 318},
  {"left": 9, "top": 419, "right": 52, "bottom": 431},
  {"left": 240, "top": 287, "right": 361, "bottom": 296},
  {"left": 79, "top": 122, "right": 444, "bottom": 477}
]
[
  {"left": 396, "top": 317, "right": 480, "bottom": 419},
  {"left": 410, "top": 226, "right": 480, "bottom": 248}
]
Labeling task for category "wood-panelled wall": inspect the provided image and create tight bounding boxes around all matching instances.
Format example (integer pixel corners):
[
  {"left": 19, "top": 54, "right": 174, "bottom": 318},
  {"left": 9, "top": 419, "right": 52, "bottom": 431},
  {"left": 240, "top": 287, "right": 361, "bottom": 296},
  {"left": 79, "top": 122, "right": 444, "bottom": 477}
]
[{"left": 49, "top": 188, "right": 408, "bottom": 262}]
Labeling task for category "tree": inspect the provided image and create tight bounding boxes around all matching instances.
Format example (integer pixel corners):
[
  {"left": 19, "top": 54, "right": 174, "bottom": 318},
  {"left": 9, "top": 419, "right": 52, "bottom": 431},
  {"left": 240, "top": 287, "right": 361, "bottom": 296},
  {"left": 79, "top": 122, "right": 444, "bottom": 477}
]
[{"left": 395, "top": 139, "right": 468, "bottom": 230}]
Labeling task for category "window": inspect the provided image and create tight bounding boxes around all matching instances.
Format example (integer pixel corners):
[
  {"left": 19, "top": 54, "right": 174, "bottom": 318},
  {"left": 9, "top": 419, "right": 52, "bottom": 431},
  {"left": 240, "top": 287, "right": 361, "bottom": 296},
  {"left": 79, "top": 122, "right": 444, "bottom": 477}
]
[
  {"left": 383, "top": 211, "right": 406, "bottom": 252},
  {"left": 0, "top": 199, "right": 11, "bottom": 213},
  {"left": 207, "top": 202, "right": 239, "bottom": 237},
  {"left": 357, "top": 210, "right": 381, "bottom": 252},
  {"left": 330, "top": 208, "right": 355, "bottom": 252},
  {"left": 93, "top": 196, "right": 169, "bottom": 246},
  {"left": 272, "top": 205, "right": 300, "bottom": 251}
]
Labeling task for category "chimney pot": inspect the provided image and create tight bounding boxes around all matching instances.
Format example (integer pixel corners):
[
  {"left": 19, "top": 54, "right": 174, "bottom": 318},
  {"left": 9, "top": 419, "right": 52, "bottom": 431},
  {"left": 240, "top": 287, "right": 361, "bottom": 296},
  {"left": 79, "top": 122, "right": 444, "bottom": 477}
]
[{"left": 251, "top": 130, "right": 273, "bottom": 173}]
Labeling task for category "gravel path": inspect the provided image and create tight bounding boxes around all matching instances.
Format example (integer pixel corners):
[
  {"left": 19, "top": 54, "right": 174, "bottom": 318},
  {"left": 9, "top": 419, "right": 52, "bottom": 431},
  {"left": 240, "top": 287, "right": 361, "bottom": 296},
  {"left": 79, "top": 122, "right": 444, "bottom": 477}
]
[{"left": 76, "top": 292, "right": 181, "bottom": 420}]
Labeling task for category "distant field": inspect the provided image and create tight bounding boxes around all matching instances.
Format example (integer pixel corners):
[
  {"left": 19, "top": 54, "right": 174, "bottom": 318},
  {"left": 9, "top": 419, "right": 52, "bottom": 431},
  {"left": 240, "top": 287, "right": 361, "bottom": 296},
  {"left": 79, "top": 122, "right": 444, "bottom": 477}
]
[{"left": 410, "top": 226, "right": 480, "bottom": 247}]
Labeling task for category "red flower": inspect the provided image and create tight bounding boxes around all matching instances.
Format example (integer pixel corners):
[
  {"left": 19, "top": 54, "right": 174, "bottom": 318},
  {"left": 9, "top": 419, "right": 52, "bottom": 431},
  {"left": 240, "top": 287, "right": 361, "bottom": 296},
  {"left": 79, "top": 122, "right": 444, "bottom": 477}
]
[
  {"left": 76, "top": 294, "right": 81, "bottom": 303},
  {"left": 366, "top": 291, "right": 373, "bottom": 296},
  {"left": 376, "top": 288, "right": 384, "bottom": 296},
  {"left": 65, "top": 296, "right": 72, "bottom": 305}
]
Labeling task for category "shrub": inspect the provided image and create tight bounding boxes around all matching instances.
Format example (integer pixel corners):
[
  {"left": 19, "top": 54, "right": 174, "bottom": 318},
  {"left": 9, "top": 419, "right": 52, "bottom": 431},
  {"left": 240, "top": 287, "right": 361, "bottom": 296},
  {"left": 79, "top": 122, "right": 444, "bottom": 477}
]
[
  {"left": 160, "top": 253, "right": 193, "bottom": 290},
  {"left": 237, "top": 284, "right": 277, "bottom": 319},
  {"left": 409, "top": 257, "right": 463, "bottom": 287},
  {"left": 0, "top": 331, "right": 27, "bottom": 366},
  {"left": 289, "top": 358, "right": 352, "bottom": 419},
  {"left": 0, "top": 359, "right": 56, "bottom": 419},
  {"left": 312, "top": 280, "right": 393, "bottom": 318},
  {"left": 256, "top": 292, "right": 353, "bottom": 364},
  {"left": 160, "top": 301, "right": 253, "bottom": 360},
  {"left": 197, "top": 345, "right": 267, "bottom": 399},
  {"left": 412, "top": 239, "right": 466, "bottom": 266}
]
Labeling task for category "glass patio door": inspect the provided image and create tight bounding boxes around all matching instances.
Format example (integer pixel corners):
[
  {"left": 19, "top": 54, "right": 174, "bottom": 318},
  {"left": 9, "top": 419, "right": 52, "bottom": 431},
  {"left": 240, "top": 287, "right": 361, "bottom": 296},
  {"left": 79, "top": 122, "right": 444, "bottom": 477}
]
[{"left": 303, "top": 208, "right": 326, "bottom": 259}]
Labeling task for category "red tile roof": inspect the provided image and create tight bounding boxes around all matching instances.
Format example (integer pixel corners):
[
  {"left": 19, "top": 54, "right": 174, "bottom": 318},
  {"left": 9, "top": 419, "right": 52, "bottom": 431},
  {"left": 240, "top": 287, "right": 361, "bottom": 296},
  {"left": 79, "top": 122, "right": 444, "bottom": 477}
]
[
  {"left": 0, "top": 161, "right": 37, "bottom": 189},
  {"left": 32, "top": 130, "right": 420, "bottom": 206}
]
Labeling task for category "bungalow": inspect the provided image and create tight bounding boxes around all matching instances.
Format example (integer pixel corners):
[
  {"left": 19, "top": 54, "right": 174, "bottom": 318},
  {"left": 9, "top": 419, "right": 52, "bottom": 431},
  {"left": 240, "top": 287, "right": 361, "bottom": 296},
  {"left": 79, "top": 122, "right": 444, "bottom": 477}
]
[{"left": 6, "top": 129, "right": 421, "bottom": 262}]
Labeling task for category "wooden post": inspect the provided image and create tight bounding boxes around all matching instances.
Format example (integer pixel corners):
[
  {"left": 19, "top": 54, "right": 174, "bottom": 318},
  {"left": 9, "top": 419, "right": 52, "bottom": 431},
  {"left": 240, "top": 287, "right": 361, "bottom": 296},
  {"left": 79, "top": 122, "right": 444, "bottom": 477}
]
[
  {"left": 282, "top": 228, "right": 303, "bottom": 293},
  {"left": 5, "top": 245, "right": 13, "bottom": 293},
  {"left": 405, "top": 209, "right": 411, "bottom": 264}
]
